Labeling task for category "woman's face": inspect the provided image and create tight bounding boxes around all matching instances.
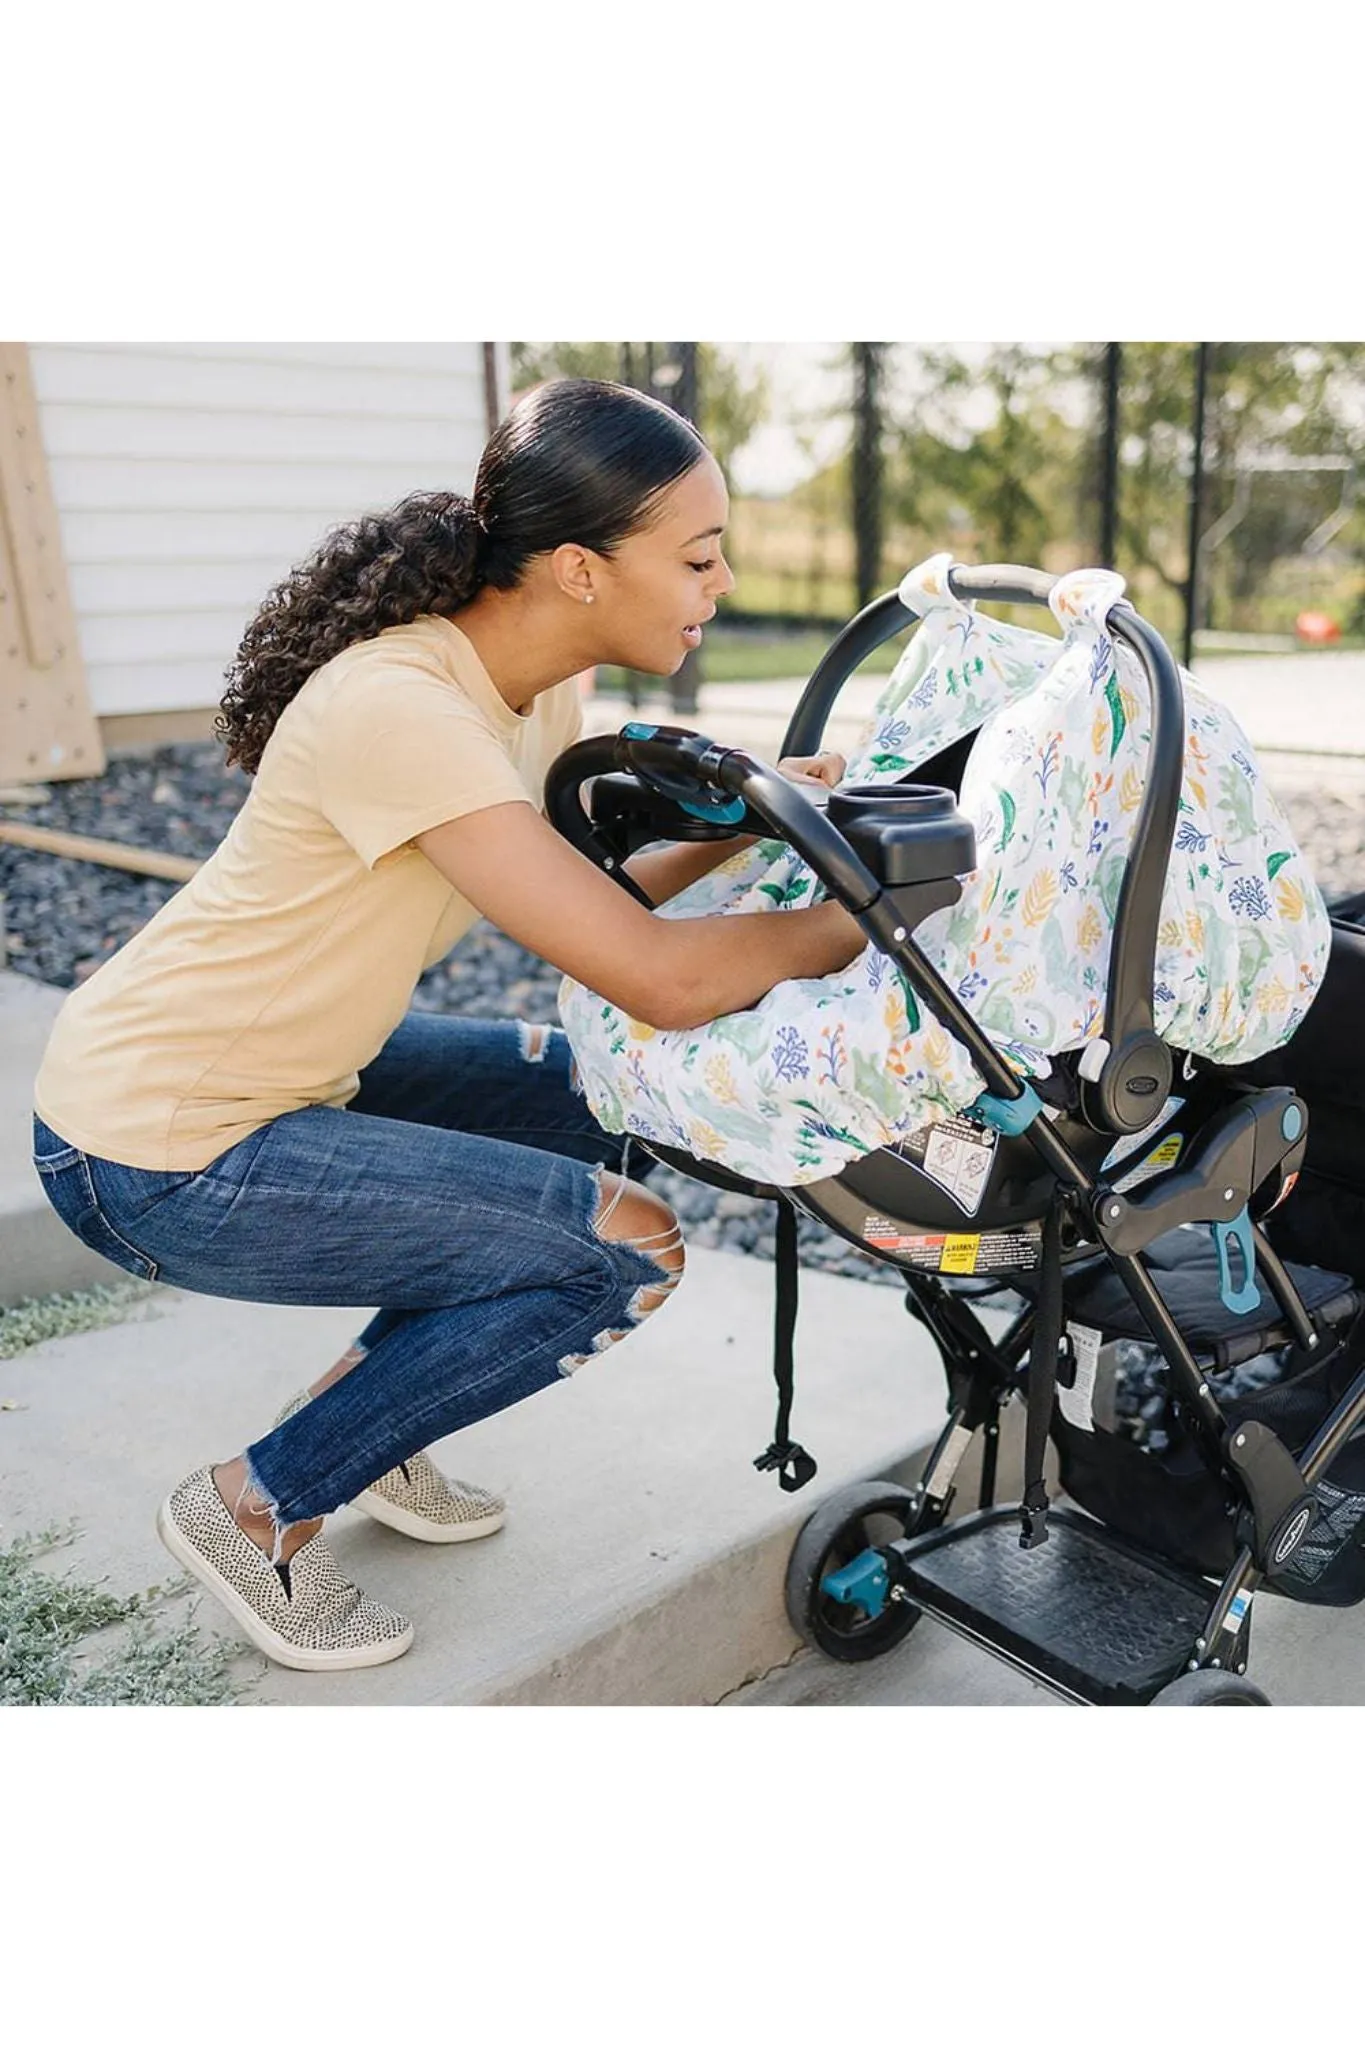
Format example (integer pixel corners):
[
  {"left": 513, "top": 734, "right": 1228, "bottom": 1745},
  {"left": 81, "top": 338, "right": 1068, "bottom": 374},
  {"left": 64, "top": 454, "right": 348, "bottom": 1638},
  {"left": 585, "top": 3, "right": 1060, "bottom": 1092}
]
[{"left": 588, "top": 454, "right": 737, "bottom": 675}]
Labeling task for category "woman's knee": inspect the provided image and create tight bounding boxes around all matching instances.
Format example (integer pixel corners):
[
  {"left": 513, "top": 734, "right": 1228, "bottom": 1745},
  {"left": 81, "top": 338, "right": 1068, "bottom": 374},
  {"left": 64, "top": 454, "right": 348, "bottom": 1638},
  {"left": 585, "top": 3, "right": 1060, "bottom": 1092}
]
[{"left": 590, "top": 1170, "right": 685, "bottom": 1315}]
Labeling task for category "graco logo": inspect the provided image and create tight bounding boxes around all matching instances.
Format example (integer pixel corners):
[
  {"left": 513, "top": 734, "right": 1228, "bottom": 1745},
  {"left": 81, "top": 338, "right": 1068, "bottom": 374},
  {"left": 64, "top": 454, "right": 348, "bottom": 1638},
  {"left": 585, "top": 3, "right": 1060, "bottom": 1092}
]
[{"left": 1273, "top": 1506, "right": 1313, "bottom": 1565}]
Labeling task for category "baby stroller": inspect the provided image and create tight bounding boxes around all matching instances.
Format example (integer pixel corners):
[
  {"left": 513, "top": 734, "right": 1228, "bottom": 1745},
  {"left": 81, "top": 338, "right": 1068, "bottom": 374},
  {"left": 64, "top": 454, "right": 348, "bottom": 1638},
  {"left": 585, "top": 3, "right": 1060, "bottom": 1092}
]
[{"left": 546, "top": 564, "right": 1365, "bottom": 1706}]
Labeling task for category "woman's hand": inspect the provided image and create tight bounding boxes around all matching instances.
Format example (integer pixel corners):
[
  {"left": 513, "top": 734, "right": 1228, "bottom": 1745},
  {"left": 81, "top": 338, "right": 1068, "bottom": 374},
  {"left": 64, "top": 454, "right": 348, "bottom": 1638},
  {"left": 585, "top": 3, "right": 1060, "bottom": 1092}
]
[
  {"left": 775, "top": 749, "right": 846, "bottom": 791},
  {"left": 623, "top": 750, "right": 848, "bottom": 905}
]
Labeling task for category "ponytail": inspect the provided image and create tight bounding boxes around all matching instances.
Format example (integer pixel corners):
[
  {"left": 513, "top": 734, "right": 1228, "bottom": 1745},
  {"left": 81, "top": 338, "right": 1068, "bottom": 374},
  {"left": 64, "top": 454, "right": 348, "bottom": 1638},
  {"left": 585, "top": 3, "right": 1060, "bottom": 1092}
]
[
  {"left": 217, "top": 378, "right": 704, "bottom": 775},
  {"left": 216, "top": 492, "right": 484, "bottom": 774}
]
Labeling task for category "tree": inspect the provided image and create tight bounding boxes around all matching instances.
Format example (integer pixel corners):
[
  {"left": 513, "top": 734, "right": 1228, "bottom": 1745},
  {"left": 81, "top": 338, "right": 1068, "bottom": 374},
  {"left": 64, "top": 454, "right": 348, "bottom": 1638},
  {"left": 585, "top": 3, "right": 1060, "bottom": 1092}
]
[
  {"left": 884, "top": 345, "right": 1083, "bottom": 569},
  {"left": 1107, "top": 342, "right": 1365, "bottom": 634},
  {"left": 508, "top": 342, "right": 769, "bottom": 493}
]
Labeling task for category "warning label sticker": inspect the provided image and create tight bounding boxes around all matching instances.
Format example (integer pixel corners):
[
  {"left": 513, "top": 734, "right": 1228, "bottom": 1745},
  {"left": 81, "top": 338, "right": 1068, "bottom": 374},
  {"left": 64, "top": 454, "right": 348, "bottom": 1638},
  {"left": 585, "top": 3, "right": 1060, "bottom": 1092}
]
[
  {"left": 1057, "top": 1321, "right": 1102, "bottom": 1434},
  {"left": 1112, "top": 1131, "right": 1184, "bottom": 1194},
  {"left": 891, "top": 1115, "right": 998, "bottom": 1218},
  {"left": 1102, "top": 1097, "right": 1184, "bottom": 1184},
  {"left": 1220, "top": 1589, "right": 1253, "bottom": 1637},
  {"left": 860, "top": 1217, "right": 1042, "bottom": 1275}
]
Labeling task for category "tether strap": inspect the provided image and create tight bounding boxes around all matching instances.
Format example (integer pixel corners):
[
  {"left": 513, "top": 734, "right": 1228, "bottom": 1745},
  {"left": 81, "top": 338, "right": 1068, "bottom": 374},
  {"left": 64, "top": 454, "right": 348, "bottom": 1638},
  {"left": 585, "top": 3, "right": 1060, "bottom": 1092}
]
[
  {"left": 1020, "top": 1196, "right": 1065, "bottom": 1549},
  {"left": 753, "top": 1199, "right": 817, "bottom": 1492}
]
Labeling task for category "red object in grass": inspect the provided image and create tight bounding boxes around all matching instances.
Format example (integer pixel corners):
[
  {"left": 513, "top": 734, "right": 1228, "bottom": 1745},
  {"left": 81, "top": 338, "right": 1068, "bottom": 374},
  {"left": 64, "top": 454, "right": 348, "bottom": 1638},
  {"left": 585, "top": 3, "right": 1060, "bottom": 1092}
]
[{"left": 1295, "top": 610, "right": 1341, "bottom": 644}]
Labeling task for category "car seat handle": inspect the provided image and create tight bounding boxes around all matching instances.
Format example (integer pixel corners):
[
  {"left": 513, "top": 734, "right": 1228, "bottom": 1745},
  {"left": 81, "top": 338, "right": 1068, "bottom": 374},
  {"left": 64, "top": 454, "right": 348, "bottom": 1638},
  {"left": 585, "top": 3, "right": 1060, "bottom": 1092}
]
[
  {"left": 1085, "top": 602, "right": 1184, "bottom": 1133},
  {"left": 779, "top": 563, "right": 1055, "bottom": 762},
  {"left": 783, "top": 566, "right": 1188, "bottom": 1138}
]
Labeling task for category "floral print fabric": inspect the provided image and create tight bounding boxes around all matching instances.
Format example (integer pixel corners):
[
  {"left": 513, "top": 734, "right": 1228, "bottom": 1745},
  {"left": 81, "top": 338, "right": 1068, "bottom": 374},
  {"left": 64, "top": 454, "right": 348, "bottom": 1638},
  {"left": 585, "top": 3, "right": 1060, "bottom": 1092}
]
[{"left": 558, "top": 555, "right": 1331, "bottom": 1187}]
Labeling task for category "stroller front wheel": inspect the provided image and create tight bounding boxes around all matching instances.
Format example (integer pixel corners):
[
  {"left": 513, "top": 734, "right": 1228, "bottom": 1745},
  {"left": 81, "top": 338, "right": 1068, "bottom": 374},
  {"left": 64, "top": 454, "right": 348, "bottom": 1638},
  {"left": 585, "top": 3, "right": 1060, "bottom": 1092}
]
[
  {"left": 786, "top": 1480, "right": 923, "bottom": 1664},
  {"left": 1150, "top": 1669, "right": 1271, "bottom": 1706}
]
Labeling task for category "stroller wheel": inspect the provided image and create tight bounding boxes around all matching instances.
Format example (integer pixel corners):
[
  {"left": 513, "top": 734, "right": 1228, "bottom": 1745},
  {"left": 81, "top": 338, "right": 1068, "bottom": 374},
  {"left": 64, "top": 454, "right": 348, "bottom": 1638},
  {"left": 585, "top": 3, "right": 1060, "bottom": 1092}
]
[
  {"left": 786, "top": 1480, "right": 922, "bottom": 1664},
  {"left": 1150, "top": 1669, "right": 1271, "bottom": 1706}
]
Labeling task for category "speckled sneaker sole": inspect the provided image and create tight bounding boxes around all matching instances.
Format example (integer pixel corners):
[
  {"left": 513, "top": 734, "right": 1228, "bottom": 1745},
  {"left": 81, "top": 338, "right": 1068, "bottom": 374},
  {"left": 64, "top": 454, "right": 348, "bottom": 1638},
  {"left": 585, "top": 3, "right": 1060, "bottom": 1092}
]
[
  {"left": 156, "top": 1466, "right": 414, "bottom": 1672},
  {"left": 275, "top": 1392, "right": 506, "bottom": 1545}
]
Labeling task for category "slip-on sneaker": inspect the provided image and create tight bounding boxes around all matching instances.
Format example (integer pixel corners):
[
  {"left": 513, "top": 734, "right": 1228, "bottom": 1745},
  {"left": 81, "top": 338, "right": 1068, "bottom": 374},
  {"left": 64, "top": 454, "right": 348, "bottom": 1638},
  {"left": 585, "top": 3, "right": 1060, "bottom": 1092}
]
[
  {"left": 156, "top": 1465, "right": 414, "bottom": 1672},
  {"left": 274, "top": 1391, "right": 505, "bottom": 1545}
]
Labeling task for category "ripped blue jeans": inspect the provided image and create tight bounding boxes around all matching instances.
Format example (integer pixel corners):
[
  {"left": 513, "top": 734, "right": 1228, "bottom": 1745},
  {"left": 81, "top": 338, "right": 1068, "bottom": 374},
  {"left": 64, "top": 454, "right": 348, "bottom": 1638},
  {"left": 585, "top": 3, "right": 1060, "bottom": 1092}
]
[{"left": 31, "top": 1014, "right": 678, "bottom": 1534}]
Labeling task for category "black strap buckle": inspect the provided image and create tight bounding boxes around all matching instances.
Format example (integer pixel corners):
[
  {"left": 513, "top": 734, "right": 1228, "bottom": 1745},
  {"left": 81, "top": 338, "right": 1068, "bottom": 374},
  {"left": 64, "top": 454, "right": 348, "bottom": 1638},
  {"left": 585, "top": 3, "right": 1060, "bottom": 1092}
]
[
  {"left": 754, "top": 1440, "right": 818, "bottom": 1492},
  {"left": 1019, "top": 1483, "right": 1051, "bottom": 1550},
  {"left": 754, "top": 1201, "right": 818, "bottom": 1492}
]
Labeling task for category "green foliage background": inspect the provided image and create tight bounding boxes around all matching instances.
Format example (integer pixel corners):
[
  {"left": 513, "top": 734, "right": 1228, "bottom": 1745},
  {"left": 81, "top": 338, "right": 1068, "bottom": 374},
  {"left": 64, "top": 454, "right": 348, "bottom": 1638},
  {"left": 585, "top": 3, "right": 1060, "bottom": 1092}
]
[{"left": 509, "top": 342, "right": 1365, "bottom": 643}]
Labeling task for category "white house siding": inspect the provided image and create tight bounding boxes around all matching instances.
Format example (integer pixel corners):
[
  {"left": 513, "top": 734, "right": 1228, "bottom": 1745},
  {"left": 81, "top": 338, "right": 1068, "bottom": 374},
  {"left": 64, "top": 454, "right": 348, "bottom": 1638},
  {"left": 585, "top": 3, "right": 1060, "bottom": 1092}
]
[{"left": 28, "top": 343, "right": 496, "bottom": 717}]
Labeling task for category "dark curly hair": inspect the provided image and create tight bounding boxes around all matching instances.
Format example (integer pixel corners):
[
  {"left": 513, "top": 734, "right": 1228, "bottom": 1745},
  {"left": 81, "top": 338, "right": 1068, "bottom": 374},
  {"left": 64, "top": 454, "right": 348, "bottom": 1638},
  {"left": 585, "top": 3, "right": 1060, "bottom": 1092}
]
[{"left": 216, "top": 378, "right": 706, "bottom": 774}]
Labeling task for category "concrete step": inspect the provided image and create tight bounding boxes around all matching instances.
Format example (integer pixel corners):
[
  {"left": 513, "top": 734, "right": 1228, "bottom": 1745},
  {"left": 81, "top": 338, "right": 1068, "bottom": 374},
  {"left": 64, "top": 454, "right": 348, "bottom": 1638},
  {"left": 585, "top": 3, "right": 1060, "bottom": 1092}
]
[
  {"left": 0, "top": 1247, "right": 949, "bottom": 1705},
  {"left": 1, "top": 970, "right": 137, "bottom": 1306}
]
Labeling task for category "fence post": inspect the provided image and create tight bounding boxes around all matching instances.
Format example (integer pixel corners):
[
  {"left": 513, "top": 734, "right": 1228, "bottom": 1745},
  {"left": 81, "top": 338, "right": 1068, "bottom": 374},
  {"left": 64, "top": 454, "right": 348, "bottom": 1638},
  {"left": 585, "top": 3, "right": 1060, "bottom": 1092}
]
[
  {"left": 852, "top": 343, "right": 887, "bottom": 609},
  {"left": 673, "top": 341, "right": 699, "bottom": 427},
  {"left": 1183, "top": 342, "right": 1211, "bottom": 669},
  {"left": 1100, "top": 342, "right": 1122, "bottom": 568},
  {"left": 663, "top": 342, "right": 702, "bottom": 716}
]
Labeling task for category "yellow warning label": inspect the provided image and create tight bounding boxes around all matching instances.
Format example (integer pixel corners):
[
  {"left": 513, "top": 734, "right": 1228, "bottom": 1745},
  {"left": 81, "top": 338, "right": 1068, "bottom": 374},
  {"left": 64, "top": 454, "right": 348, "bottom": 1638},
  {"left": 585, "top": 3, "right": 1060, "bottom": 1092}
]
[
  {"left": 1118, "top": 1132, "right": 1184, "bottom": 1191},
  {"left": 940, "top": 1235, "right": 980, "bottom": 1275}
]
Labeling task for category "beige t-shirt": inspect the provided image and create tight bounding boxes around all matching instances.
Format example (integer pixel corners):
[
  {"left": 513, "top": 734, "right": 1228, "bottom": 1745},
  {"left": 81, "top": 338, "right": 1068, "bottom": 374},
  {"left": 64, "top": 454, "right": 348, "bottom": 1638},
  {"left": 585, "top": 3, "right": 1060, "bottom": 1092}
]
[{"left": 34, "top": 616, "right": 583, "bottom": 1170}]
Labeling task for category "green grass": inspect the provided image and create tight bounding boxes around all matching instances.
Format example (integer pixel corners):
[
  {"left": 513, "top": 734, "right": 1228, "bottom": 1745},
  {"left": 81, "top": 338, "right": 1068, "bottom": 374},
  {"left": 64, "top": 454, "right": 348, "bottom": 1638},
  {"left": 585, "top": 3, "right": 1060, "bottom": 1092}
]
[
  {"left": 2, "top": 1278, "right": 252, "bottom": 1704},
  {"left": 0, "top": 1278, "right": 160, "bottom": 1359},
  {"left": 591, "top": 619, "right": 1365, "bottom": 696},
  {"left": 1195, "top": 634, "right": 1365, "bottom": 658},
  {"left": 0, "top": 1524, "right": 249, "bottom": 1705}
]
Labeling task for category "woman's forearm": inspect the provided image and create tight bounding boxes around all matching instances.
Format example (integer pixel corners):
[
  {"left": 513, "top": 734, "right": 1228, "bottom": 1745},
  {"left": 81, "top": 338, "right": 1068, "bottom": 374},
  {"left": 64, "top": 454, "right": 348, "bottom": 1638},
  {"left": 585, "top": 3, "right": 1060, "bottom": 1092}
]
[
  {"left": 623, "top": 835, "right": 759, "bottom": 906},
  {"left": 646, "top": 898, "right": 864, "bottom": 1030}
]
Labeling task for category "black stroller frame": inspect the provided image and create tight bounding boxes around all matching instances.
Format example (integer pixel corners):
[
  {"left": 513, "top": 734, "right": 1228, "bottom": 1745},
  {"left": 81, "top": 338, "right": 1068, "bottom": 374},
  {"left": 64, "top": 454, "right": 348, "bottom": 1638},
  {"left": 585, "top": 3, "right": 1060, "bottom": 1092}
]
[{"left": 546, "top": 565, "right": 1365, "bottom": 1706}]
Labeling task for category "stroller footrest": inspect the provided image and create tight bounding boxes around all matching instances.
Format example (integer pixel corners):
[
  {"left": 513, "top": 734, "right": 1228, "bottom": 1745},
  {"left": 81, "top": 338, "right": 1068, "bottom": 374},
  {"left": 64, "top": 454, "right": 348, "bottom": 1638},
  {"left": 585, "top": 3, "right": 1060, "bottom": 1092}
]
[{"left": 892, "top": 1506, "right": 1214, "bottom": 1704}]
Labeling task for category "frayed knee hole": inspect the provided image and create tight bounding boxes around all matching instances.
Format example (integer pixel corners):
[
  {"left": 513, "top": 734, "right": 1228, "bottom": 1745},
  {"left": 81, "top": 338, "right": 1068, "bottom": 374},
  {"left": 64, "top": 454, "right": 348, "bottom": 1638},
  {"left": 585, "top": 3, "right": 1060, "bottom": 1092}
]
[{"left": 516, "top": 1021, "right": 552, "bottom": 1064}]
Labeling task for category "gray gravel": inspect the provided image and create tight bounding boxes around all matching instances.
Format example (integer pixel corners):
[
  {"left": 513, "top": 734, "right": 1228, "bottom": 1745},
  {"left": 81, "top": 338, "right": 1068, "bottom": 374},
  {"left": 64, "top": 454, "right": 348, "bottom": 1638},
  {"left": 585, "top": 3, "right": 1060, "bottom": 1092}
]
[{"left": 4, "top": 737, "right": 1363, "bottom": 1291}]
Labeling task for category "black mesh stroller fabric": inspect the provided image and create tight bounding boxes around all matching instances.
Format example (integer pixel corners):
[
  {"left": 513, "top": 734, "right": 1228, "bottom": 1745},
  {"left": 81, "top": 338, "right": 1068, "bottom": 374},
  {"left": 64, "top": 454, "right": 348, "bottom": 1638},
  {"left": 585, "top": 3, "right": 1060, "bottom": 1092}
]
[
  {"left": 1050, "top": 912, "right": 1365, "bottom": 1584},
  {"left": 1062, "top": 1231, "right": 1358, "bottom": 1366},
  {"left": 1240, "top": 916, "right": 1365, "bottom": 1292}
]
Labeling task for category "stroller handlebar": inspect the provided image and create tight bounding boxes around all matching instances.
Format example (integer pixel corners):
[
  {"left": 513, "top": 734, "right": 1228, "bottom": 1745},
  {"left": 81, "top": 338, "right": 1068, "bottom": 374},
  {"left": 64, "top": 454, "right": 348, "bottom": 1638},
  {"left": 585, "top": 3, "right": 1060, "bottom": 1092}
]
[
  {"left": 544, "top": 719, "right": 1033, "bottom": 1107},
  {"left": 544, "top": 722, "right": 886, "bottom": 913}
]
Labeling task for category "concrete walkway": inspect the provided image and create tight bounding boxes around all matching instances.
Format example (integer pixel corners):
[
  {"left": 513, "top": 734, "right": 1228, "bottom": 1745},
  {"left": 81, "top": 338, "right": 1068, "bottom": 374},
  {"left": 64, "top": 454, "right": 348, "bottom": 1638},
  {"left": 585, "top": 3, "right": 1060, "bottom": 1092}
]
[
  {"left": 0, "top": 1218, "right": 948, "bottom": 1707},
  {"left": 584, "top": 647, "right": 1365, "bottom": 771},
  {"left": 1, "top": 967, "right": 948, "bottom": 1705},
  {"left": 2, "top": 973, "right": 135, "bottom": 1306},
  {"left": 729, "top": 1558, "right": 1363, "bottom": 1707}
]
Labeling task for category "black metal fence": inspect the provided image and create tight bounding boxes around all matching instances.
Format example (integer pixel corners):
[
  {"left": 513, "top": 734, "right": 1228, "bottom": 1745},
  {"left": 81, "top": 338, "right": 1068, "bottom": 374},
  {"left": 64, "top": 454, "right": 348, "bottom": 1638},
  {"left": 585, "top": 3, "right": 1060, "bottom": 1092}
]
[
  {"left": 510, "top": 340, "right": 1365, "bottom": 691},
  {"left": 727, "top": 341, "right": 1363, "bottom": 658}
]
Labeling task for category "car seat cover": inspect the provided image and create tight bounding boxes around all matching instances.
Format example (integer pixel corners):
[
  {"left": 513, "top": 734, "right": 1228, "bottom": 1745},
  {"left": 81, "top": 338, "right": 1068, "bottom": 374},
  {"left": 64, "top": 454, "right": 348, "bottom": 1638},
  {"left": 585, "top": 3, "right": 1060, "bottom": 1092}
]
[{"left": 559, "top": 558, "right": 1331, "bottom": 1187}]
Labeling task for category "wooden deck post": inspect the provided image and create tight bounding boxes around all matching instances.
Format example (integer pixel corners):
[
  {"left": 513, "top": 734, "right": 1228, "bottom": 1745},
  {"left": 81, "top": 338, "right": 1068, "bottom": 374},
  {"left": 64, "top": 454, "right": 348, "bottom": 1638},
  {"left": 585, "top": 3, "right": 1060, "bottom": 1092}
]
[{"left": 0, "top": 344, "right": 105, "bottom": 784}]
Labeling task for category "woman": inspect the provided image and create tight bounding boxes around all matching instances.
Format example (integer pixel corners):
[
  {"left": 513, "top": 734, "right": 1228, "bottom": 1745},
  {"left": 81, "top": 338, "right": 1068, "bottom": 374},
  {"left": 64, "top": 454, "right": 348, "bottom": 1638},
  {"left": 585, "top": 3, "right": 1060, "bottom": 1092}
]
[{"left": 31, "top": 378, "right": 863, "bottom": 1673}]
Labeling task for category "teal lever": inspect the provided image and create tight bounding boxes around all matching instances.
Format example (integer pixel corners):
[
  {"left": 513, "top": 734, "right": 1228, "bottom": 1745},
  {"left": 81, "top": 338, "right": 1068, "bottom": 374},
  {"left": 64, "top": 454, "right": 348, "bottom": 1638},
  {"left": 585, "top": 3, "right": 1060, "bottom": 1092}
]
[
  {"left": 1213, "top": 1207, "right": 1261, "bottom": 1316},
  {"left": 821, "top": 1549, "right": 889, "bottom": 1621}
]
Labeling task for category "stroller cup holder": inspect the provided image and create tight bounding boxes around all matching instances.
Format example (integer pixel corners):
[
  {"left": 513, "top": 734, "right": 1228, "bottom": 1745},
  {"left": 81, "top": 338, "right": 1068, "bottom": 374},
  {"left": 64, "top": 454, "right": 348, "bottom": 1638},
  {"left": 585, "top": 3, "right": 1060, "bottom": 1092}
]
[
  {"left": 825, "top": 782, "right": 976, "bottom": 935},
  {"left": 824, "top": 781, "right": 976, "bottom": 887}
]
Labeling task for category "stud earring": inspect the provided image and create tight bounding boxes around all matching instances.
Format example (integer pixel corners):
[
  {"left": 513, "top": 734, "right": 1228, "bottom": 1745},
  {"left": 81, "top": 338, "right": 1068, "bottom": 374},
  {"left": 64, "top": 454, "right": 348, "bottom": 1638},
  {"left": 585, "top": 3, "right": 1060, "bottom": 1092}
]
[{"left": 584, "top": 594, "right": 595, "bottom": 605}]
